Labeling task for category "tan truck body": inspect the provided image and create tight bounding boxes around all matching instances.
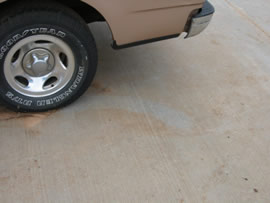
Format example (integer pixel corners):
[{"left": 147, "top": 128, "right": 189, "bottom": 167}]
[
  {"left": 79, "top": 0, "right": 204, "bottom": 45},
  {"left": 0, "top": 0, "right": 204, "bottom": 45}
]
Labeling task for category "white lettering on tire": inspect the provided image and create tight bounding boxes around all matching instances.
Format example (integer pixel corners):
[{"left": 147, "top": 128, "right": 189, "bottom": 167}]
[
  {"left": 0, "top": 28, "right": 66, "bottom": 60},
  {"left": 36, "top": 66, "right": 85, "bottom": 106},
  {"left": 5, "top": 91, "right": 32, "bottom": 106}
]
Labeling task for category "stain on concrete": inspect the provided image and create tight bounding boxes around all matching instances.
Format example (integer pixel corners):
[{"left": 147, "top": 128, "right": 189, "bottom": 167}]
[
  {"left": 211, "top": 39, "right": 220, "bottom": 46},
  {"left": 78, "top": 95, "right": 193, "bottom": 130},
  {"left": 95, "top": 108, "right": 180, "bottom": 136},
  {"left": 91, "top": 81, "right": 112, "bottom": 93},
  {"left": 0, "top": 176, "right": 10, "bottom": 183},
  {"left": 214, "top": 164, "right": 226, "bottom": 177},
  {"left": 0, "top": 106, "right": 56, "bottom": 128},
  {"left": 254, "top": 188, "right": 259, "bottom": 193},
  {"left": 223, "top": 0, "right": 270, "bottom": 41},
  {"left": 212, "top": 107, "right": 224, "bottom": 117},
  {"left": 247, "top": 33, "right": 264, "bottom": 44},
  {"left": 33, "top": 160, "right": 41, "bottom": 169},
  {"left": 0, "top": 107, "right": 31, "bottom": 121},
  {"left": 26, "top": 129, "right": 41, "bottom": 137}
]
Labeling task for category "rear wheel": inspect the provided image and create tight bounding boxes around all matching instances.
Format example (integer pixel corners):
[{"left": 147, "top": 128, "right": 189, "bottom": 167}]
[{"left": 0, "top": 1, "right": 97, "bottom": 112}]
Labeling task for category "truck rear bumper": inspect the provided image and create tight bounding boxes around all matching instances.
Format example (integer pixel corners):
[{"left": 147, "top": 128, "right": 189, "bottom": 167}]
[{"left": 185, "top": 1, "right": 215, "bottom": 38}]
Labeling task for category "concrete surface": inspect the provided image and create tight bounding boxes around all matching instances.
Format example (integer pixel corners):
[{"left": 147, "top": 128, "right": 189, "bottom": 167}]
[{"left": 1, "top": 0, "right": 270, "bottom": 202}]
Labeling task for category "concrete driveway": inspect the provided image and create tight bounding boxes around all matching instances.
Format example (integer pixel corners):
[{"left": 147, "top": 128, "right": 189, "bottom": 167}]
[{"left": 1, "top": 0, "right": 270, "bottom": 202}]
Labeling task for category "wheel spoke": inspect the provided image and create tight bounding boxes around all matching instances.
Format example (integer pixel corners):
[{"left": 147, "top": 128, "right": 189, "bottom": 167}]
[
  {"left": 10, "top": 46, "right": 27, "bottom": 76},
  {"left": 27, "top": 76, "right": 47, "bottom": 92},
  {"left": 11, "top": 61, "right": 25, "bottom": 77},
  {"left": 50, "top": 55, "right": 68, "bottom": 80},
  {"left": 21, "top": 41, "right": 36, "bottom": 53},
  {"left": 37, "top": 42, "right": 61, "bottom": 55}
]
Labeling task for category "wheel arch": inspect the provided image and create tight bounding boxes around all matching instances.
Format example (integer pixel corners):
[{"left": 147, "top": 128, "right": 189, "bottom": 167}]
[{"left": 0, "top": 0, "right": 115, "bottom": 44}]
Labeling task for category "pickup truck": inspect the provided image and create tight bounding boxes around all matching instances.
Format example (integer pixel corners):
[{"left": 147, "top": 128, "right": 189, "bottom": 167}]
[{"left": 0, "top": 0, "right": 214, "bottom": 112}]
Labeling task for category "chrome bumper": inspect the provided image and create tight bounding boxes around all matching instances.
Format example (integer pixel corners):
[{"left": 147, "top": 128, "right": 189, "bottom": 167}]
[{"left": 185, "top": 1, "right": 215, "bottom": 38}]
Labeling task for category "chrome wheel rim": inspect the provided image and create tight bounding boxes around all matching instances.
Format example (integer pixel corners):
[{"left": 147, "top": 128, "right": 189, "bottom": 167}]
[{"left": 4, "top": 35, "right": 75, "bottom": 98}]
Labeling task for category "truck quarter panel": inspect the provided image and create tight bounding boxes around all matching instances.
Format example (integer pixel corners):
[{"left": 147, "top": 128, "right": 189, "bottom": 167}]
[{"left": 82, "top": 0, "right": 205, "bottom": 45}]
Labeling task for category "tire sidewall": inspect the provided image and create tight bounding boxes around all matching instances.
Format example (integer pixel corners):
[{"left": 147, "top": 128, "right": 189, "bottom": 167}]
[{"left": 0, "top": 23, "right": 94, "bottom": 111}]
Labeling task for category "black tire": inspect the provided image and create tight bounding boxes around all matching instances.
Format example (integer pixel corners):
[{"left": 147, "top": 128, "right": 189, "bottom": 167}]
[{"left": 0, "top": 1, "right": 97, "bottom": 112}]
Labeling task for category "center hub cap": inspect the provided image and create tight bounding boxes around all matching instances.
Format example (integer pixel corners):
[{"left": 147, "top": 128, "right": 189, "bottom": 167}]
[{"left": 23, "top": 48, "right": 55, "bottom": 77}]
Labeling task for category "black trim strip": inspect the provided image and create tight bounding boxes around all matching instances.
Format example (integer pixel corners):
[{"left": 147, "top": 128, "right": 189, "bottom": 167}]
[{"left": 112, "top": 34, "right": 180, "bottom": 50}]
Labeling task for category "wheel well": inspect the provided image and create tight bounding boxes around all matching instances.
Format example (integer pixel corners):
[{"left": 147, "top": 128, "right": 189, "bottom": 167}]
[
  {"left": 0, "top": 0, "right": 106, "bottom": 23},
  {"left": 56, "top": 0, "right": 105, "bottom": 23}
]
